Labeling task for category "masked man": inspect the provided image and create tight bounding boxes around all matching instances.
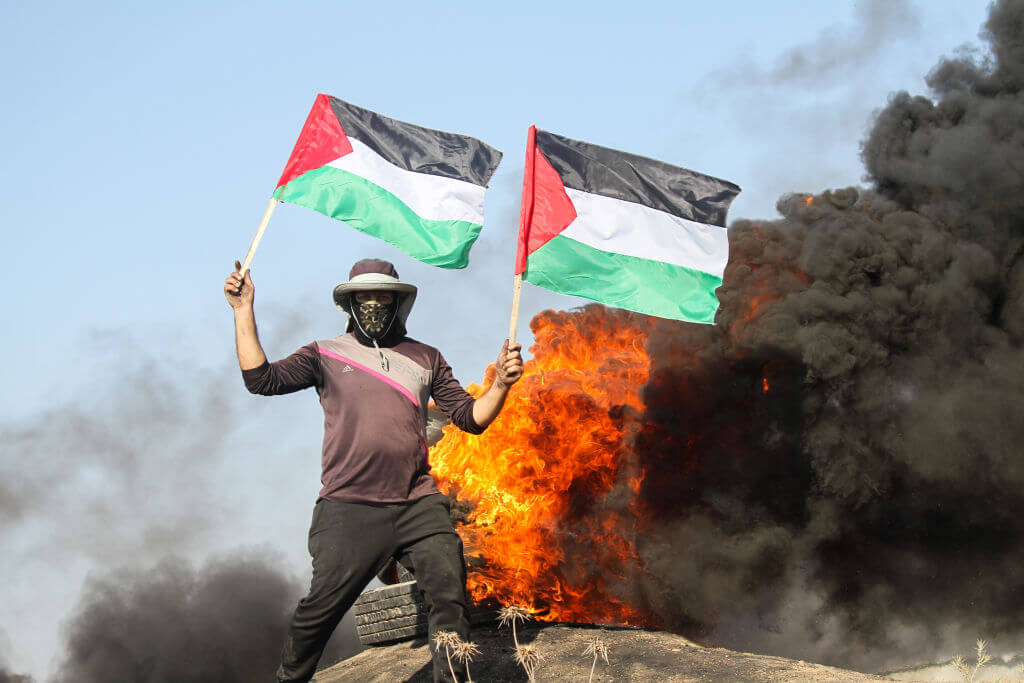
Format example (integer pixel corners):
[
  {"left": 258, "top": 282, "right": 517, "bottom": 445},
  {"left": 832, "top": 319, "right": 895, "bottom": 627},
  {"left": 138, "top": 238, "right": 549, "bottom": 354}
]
[{"left": 224, "top": 258, "right": 523, "bottom": 683}]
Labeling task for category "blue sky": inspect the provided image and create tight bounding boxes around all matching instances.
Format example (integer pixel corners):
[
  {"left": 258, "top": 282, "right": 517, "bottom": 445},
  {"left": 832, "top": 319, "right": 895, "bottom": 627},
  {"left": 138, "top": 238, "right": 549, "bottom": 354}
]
[{"left": 0, "top": 1, "right": 992, "bottom": 678}]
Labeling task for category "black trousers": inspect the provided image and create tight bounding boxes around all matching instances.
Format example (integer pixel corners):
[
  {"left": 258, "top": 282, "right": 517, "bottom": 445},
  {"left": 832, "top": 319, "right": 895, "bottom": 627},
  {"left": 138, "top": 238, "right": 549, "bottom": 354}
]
[{"left": 276, "top": 493, "right": 470, "bottom": 683}]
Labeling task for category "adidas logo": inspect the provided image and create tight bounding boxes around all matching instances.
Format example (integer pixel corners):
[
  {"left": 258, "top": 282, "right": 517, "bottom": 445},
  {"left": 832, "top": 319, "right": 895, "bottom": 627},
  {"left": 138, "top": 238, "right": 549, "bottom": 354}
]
[{"left": 342, "top": 365, "right": 355, "bottom": 373}]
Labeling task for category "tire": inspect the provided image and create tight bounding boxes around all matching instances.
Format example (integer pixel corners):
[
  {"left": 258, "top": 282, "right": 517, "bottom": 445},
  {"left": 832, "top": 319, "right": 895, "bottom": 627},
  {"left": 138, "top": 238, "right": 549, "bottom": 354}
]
[
  {"left": 358, "top": 622, "right": 426, "bottom": 646},
  {"left": 354, "top": 581, "right": 428, "bottom": 645},
  {"left": 353, "top": 581, "right": 497, "bottom": 646},
  {"left": 354, "top": 602, "right": 425, "bottom": 626},
  {"left": 354, "top": 581, "right": 422, "bottom": 613},
  {"left": 359, "top": 612, "right": 429, "bottom": 635},
  {"left": 375, "top": 557, "right": 417, "bottom": 585}
]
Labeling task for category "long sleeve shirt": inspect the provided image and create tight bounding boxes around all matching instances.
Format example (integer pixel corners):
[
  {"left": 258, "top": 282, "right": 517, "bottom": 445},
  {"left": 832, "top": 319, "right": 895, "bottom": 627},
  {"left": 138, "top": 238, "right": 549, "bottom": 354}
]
[{"left": 242, "top": 333, "right": 483, "bottom": 504}]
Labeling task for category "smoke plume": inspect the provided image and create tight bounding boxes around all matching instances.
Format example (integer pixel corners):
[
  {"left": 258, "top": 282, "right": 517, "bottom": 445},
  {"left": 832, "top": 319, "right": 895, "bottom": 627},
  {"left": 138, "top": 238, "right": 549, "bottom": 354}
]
[
  {"left": 0, "top": 315, "right": 363, "bottom": 680},
  {"left": 0, "top": 630, "right": 33, "bottom": 683},
  {"left": 49, "top": 553, "right": 363, "bottom": 683},
  {"left": 54, "top": 554, "right": 296, "bottom": 683},
  {"left": 767, "top": 0, "right": 920, "bottom": 85},
  {"left": 0, "top": 672, "right": 35, "bottom": 683},
  {"left": 616, "top": 0, "right": 1024, "bottom": 670}
]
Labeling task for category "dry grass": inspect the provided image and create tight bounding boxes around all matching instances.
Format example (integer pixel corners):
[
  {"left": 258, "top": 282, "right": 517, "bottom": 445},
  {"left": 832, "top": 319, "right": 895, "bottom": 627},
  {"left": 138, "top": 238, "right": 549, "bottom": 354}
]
[
  {"left": 584, "top": 636, "right": 610, "bottom": 682},
  {"left": 432, "top": 630, "right": 461, "bottom": 682},
  {"left": 452, "top": 640, "right": 481, "bottom": 682},
  {"left": 497, "top": 605, "right": 531, "bottom": 648},
  {"left": 952, "top": 639, "right": 991, "bottom": 683},
  {"left": 499, "top": 605, "right": 538, "bottom": 680},
  {"left": 514, "top": 643, "right": 543, "bottom": 682}
]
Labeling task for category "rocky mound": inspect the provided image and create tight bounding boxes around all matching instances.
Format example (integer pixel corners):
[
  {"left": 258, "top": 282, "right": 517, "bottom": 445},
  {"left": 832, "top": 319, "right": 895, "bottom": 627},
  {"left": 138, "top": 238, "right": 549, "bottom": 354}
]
[{"left": 314, "top": 623, "right": 888, "bottom": 682}]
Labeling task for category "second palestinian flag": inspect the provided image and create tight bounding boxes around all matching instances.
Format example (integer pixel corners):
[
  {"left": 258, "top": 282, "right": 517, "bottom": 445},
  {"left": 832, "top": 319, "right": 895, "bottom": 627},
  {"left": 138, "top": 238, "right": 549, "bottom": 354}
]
[
  {"left": 515, "top": 126, "right": 740, "bottom": 323},
  {"left": 274, "top": 94, "right": 503, "bottom": 269}
]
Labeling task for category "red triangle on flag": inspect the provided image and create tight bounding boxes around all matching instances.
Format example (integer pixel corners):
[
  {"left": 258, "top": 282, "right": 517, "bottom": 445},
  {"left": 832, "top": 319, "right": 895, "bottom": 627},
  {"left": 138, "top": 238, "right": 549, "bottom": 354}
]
[
  {"left": 275, "top": 94, "right": 354, "bottom": 191},
  {"left": 515, "top": 126, "right": 578, "bottom": 274}
]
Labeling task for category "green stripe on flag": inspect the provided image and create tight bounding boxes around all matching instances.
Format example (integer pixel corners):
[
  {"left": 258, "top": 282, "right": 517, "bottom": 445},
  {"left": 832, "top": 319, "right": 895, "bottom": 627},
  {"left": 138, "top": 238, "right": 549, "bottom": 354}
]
[
  {"left": 274, "top": 166, "right": 483, "bottom": 269},
  {"left": 525, "top": 234, "right": 723, "bottom": 323}
]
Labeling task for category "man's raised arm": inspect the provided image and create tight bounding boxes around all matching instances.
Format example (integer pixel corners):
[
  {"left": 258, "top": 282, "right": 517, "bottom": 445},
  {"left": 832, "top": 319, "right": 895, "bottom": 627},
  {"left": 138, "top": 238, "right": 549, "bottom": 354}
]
[{"left": 224, "top": 260, "right": 268, "bottom": 371}]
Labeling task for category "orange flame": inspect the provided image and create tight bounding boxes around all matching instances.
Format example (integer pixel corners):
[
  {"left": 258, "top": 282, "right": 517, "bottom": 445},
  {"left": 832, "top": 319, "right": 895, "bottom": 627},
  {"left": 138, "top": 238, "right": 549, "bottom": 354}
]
[
  {"left": 427, "top": 220, "right": 815, "bottom": 626},
  {"left": 430, "top": 307, "right": 656, "bottom": 625}
]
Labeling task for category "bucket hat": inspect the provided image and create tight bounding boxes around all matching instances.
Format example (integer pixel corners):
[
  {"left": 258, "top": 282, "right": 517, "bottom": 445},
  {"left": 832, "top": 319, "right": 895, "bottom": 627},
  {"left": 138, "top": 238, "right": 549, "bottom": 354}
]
[{"left": 333, "top": 259, "right": 417, "bottom": 326}]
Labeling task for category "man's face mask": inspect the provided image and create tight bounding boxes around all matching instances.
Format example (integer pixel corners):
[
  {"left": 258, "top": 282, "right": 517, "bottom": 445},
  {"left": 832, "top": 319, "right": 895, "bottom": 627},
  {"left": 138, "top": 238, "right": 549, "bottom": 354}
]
[{"left": 352, "top": 291, "right": 397, "bottom": 339}]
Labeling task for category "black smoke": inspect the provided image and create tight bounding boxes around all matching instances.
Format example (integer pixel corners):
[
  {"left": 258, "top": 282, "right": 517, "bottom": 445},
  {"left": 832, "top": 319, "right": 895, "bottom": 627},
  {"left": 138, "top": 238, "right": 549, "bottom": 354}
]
[
  {"left": 622, "top": 0, "right": 1024, "bottom": 671},
  {"left": 0, "top": 629, "right": 35, "bottom": 682},
  {"left": 54, "top": 554, "right": 296, "bottom": 682},
  {"left": 50, "top": 553, "right": 362, "bottom": 683},
  {"left": 0, "top": 318, "right": 363, "bottom": 680}
]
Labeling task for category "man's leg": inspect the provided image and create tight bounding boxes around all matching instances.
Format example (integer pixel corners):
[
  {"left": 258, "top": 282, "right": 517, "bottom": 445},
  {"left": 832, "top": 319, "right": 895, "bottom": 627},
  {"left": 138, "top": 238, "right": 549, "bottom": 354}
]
[
  {"left": 396, "top": 494, "right": 470, "bottom": 683},
  {"left": 278, "top": 500, "right": 392, "bottom": 683}
]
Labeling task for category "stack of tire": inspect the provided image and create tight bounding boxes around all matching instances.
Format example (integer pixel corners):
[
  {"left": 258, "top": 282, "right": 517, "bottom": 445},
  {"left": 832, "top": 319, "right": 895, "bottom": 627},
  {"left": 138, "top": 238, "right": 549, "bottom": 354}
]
[
  {"left": 353, "top": 575, "right": 498, "bottom": 646},
  {"left": 354, "top": 580, "right": 431, "bottom": 645}
]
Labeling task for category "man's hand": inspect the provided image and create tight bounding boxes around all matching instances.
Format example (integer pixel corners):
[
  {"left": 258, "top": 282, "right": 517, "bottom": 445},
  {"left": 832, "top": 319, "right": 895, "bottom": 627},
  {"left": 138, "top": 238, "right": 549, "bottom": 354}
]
[
  {"left": 224, "top": 260, "right": 254, "bottom": 309},
  {"left": 471, "top": 340, "right": 525, "bottom": 429},
  {"left": 495, "top": 340, "right": 524, "bottom": 389},
  {"left": 226, "top": 260, "right": 267, "bottom": 370}
]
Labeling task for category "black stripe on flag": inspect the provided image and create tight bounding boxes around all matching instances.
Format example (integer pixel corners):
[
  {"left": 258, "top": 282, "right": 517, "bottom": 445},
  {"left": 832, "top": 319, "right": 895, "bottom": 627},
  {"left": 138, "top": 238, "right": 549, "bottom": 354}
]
[
  {"left": 534, "top": 129, "right": 740, "bottom": 226},
  {"left": 329, "top": 97, "right": 503, "bottom": 188}
]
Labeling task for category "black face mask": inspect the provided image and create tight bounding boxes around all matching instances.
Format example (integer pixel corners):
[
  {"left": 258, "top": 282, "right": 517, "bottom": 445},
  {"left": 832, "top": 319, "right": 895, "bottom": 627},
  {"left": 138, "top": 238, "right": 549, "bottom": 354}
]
[
  {"left": 347, "top": 295, "right": 405, "bottom": 349},
  {"left": 354, "top": 299, "right": 397, "bottom": 337}
]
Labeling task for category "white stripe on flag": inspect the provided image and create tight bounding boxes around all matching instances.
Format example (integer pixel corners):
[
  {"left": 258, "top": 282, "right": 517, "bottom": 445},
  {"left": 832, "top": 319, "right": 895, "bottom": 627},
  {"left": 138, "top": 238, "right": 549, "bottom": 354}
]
[
  {"left": 562, "top": 188, "right": 730, "bottom": 278},
  {"left": 327, "top": 138, "right": 487, "bottom": 224}
]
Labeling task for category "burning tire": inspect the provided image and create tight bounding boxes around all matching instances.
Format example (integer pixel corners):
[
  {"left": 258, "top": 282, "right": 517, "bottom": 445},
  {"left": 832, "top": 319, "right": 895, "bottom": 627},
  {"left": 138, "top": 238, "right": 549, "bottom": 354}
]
[{"left": 353, "top": 581, "right": 498, "bottom": 646}]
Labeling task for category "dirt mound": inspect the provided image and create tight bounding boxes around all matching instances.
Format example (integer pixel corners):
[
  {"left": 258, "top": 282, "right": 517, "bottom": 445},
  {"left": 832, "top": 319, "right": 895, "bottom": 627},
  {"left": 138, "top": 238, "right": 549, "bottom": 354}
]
[{"left": 314, "top": 623, "right": 888, "bottom": 682}]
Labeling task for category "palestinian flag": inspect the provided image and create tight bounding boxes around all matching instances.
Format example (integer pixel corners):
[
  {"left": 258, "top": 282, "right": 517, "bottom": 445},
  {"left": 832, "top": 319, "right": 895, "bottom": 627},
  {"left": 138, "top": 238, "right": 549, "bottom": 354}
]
[
  {"left": 274, "top": 94, "right": 503, "bottom": 269},
  {"left": 515, "top": 126, "right": 740, "bottom": 323}
]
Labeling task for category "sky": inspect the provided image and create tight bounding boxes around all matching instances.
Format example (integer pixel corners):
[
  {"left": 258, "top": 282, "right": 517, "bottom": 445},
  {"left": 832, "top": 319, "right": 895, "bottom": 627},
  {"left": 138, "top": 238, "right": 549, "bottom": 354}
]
[{"left": 0, "top": 0, "right": 994, "bottom": 679}]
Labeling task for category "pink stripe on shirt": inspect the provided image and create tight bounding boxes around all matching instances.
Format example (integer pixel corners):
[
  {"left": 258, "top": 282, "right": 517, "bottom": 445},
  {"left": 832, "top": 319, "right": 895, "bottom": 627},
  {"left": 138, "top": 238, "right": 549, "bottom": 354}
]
[{"left": 317, "top": 346, "right": 419, "bottom": 407}]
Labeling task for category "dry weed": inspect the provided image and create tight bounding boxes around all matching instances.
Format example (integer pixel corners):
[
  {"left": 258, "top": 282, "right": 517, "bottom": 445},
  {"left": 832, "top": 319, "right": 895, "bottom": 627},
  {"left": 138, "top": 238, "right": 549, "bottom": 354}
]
[
  {"left": 453, "top": 640, "right": 481, "bottom": 682},
  {"left": 514, "top": 643, "right": 543, "bottom": 682},
  {"left": 497, "top": 605, "right": 531, "bottom": 647},
  {"left": 432, "top": 630, "right": 461, "bottom": 682},
  {"left": 499, "top": 605, "right": 537, "bottom": 680},
  {"left": 952, "top": 639, "right": 992, "bottom": 683},
  {"left": 584, "top": 636, "right": 610, "bottom": 682}
]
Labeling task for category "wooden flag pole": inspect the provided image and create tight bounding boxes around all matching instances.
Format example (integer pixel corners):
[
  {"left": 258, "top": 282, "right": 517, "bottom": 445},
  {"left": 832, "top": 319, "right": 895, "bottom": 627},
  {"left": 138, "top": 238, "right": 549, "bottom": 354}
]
[
  {"left": 239, "top": 197, "right": 280, "bottom": 277},
  {"left": 508, "top": 273, "right": 523, "bottom": 345},
  {"left": 509, "top": 125, "right": 536, "bottom": 348}
]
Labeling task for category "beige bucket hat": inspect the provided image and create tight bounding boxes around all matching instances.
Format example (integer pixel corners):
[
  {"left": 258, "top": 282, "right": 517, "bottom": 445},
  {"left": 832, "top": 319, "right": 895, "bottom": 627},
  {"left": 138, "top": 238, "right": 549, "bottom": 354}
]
[{"left": 332, "top": 259, "right": 417, "bottom": 326}]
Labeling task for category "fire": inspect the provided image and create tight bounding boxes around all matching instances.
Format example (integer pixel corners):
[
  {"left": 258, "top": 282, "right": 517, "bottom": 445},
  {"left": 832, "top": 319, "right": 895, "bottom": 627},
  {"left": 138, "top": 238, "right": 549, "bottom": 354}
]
[
  {"left": 726, "top": 225, "right": 811, "bottom": 339},
  {"left": 736, "top": 292, "right": 781, "bottom": 331},
  {"left": 429, "top": 306, "right": 657, "bottom": 625},
  {"left": 428, "top": 222, "right": 814, "bottom": 625}
]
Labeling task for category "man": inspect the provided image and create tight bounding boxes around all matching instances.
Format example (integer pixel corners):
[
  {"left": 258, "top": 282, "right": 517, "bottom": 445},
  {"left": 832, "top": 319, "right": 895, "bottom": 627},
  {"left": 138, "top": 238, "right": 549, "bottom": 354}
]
[{"left": 223, "top": 258, "right": 523, "bottom": 683}]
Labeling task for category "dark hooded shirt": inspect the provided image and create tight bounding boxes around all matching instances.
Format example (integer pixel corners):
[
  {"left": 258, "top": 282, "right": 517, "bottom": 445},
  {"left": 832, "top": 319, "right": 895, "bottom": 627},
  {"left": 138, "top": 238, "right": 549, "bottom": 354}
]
[{"left": 242, "top": 333, "right": 482, "bottom": 504}]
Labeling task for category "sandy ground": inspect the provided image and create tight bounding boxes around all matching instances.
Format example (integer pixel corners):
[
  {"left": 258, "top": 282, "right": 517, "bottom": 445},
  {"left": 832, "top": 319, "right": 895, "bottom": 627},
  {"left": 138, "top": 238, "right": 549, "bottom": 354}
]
[
  {"left": 314, "top": 623, "right": 891, "bottom": 682},
  {"left": 887, "top": 661, "right": 1024, "bottom": 682}
]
